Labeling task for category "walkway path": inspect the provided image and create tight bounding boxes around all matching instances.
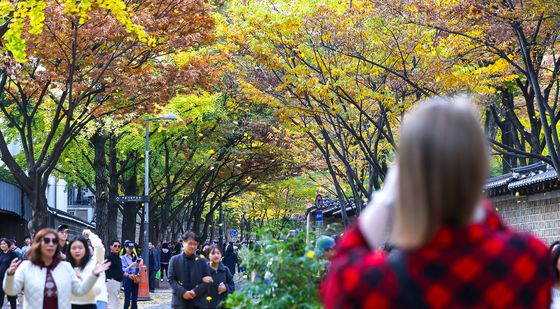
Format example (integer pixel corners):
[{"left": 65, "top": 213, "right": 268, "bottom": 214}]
[{"left": 2, "top": 273, "right": 246, "bottom": 308}]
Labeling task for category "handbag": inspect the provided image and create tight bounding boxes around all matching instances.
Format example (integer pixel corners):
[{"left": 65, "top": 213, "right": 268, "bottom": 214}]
[{"left": 130, "top": 274, "right": 141, "bottom": 284}]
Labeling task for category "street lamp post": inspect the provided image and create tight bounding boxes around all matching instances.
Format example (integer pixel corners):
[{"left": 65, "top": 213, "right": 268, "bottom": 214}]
[
  {"left": 218, "top": 188, "right": 223, "bottom": 250},
  {"left": 144, "top": 114, "right": 178, "bottom": 272}
]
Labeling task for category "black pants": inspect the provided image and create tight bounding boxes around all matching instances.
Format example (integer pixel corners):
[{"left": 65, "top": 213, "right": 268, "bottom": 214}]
[
  {"left": 0, "top": 290, "right": 17, "bottom": 309},
  {"left": 149, "top": 268, "right": 156, "bottom": 291},
  {"left": 123, "top": 277, "right": 139, "bottom": 309},
  {"left": 160, "top": 263, "right": 169, "bottom": 278},
  {"left": 71, "top": 304, "right": 96, "bottom": 309}
]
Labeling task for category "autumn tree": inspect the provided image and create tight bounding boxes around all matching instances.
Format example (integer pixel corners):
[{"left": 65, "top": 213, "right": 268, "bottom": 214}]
[
  {"left": 222, "top": 0, "right": 511, "bottom": 222},
  {"left": 0, "top": 0, "right": 215, "bottom": 235}
]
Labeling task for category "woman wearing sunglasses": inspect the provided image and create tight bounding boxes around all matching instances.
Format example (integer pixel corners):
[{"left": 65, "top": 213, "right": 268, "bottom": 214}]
[{"left": 2, "top": 228, "right": 111, "bottom": 309}]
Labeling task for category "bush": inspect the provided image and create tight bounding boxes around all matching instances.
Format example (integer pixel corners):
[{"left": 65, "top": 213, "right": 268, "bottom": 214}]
[{"left": 225, "top": 230, "right": 325, "bottom": 309}]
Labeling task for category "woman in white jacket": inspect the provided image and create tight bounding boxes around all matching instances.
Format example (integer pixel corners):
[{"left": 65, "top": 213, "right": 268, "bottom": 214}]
[
  {"left": 3, "top": 228, "right": 110, "bottom": 309},
  {"left": 83, "top": 230, "right": 108, "bottom": 309},
  {"left": 68, "top": 229, "right": 109, "bottom": 309}
]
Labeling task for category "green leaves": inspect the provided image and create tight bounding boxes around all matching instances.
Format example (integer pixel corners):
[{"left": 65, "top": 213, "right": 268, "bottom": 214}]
[{"left": 224, "top": 230, "right": 325, "bottom": 309}]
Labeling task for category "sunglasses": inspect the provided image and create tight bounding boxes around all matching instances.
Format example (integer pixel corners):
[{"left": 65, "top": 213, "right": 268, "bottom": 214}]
[
  {"left": 42, "top": 237, "right": 57, "bottom": 245},
  {"left": 113, "top": 244, "right": 121, "bottom": 248}
]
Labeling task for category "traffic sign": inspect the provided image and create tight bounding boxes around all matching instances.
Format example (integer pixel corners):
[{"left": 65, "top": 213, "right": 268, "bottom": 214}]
[
  {"left": 316, "top": 210, "right": 323, "bottom": 223},
  {"left": 231, "top": 229, "right": 238, "bottom": 237},
  {"left": 115, "top": 196, "right": 147, "bottom": 203}
]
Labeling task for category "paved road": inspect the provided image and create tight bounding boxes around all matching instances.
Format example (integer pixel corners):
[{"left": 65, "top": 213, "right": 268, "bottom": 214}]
[
  {"left": 2, "top": 273, "right": 246, "bottom": 308},
  {"left": 1, "top": 282, "right": 173, "bottom": 309}
]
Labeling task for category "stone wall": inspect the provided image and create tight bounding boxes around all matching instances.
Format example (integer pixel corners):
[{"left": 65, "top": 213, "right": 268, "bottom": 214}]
[{"left": 491, "top": 190, "right": 560, "bottom": 245}]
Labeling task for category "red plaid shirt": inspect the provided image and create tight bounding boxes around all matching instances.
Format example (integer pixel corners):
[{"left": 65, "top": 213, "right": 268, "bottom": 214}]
[{"left": 321, "top": 203, "right": 553, "bottom": 308}]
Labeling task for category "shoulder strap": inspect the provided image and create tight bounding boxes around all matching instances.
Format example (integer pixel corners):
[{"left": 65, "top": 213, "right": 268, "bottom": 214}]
[{"left": 387, "top": 250, "right": 429, "bottom": 309}]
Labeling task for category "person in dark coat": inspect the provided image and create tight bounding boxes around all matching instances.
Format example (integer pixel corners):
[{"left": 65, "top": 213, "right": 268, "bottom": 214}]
[
  {"left": 148, "top": 242, "right": 160, "bottom": 292},
  {"left": 0, "top": 238, "right": 18, "bottom": 309},
  {"left": 173, "top": 239, "right": 182, "bottom": 256},
  {"left": 168, "top": 231, "right": 213, "bottom": 309},
  {"left": 160, "top": 242, "right": 172, "bottom": 280},
  {"left": 105, "top": 240, "right": 123, "bottom": 309},
  {"left": 57, "top": 224, "right": 70, "bottom": 260},
  {"left": 222, "top": 242, "right": 237, "bottom": 275},
  {"left": 199, "top": 245, "right": 235, "bottom": 308}
]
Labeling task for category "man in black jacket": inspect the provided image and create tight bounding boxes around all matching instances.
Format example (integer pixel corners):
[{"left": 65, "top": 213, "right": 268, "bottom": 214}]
[
  {"left": 105, "top": 239, "right": 124, "bottom": 309},
  {"left": 168, "top": 231, "right": 213, "bottom": 309},
  {"left": 57, "top": 224, "right": 70, "bottom": 260}
]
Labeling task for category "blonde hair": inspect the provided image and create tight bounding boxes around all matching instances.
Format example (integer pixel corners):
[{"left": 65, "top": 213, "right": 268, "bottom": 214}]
[{"left": 392, "top": 96, "right": 488, "bottom": 249}]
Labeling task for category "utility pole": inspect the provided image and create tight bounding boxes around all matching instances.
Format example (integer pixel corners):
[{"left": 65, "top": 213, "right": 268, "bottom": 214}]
[{"left": 218, "top": 188, "right": 224, "bottom": 250}]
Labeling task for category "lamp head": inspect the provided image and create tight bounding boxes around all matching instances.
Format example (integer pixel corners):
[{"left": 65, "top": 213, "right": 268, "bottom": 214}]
[{"left": 162, "top": 113, "right": 178, "bottom": 120}]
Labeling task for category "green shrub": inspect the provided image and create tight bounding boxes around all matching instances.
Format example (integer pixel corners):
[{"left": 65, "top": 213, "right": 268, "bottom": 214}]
[{"left": 225, "top": 230, "right": 325, "bottom": 309}]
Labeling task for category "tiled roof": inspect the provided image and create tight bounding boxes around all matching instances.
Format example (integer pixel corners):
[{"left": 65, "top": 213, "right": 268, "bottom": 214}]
[
  {"left": 307, "top": 198, "right": 365, "bottom": 218},
  {"left": 484, "top": 161, "right": 558, "bottom": 195},
  {"left": 508, "top": 169, "right": 558, "bottom": 190},
  {"left": 484, "top": 172, "right": 513, "bottom": 190}
]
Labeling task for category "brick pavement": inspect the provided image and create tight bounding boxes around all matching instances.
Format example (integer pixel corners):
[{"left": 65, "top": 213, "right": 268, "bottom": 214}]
[{"left": 2, "top": 273, "right": 245, "bottom": 308}]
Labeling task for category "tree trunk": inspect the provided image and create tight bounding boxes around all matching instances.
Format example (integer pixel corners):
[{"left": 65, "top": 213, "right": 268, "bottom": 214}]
[
  {"left": 121, "top": 156, "right": 139, "bottom": 243},
  {"left": 200, "top": 210, "right": 214, "bottom": 243},
  {"left": 92, "top": 132, "right": 109, "bottom": 246},
  {"left": 28, "top": 188, "right": 49, "bottom": 237},
  {"left": 107, "top": 137, "right": 119, "bottom": 244}
]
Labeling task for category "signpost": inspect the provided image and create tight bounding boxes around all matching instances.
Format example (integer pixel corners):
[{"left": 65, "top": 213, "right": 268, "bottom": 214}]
[
  {"left": 316, "top": 210, "right": 323, "bottom": 224},
  {"left": 231, "top": 229, "right": 238, "bottom": 238},
  {"left": 315, "top": 209, "right": 323, "bottom": 235},
  {"left": 115, "top": 196, "right": 147, "bottom": 203}
]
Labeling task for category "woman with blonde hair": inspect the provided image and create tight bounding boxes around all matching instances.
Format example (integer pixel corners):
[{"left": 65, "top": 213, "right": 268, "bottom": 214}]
[
  {"left": 2, "top": 228, "right": 111, "bottom": 309},
  {"left": 321, "top": 96, "right": 553, "bottom": 308}
]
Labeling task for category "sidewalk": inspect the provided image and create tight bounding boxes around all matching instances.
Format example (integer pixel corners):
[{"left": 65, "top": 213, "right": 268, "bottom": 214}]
[
  {"left": 1, "top": 282, "right": 173, "bottom": 309},
  {"left": 2, "top": 273, "right": 245, "bottom": 308}
]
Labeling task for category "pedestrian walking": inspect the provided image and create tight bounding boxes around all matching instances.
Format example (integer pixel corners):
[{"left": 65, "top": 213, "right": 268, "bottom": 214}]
[
  {"left": 20, "top": 236, "right": 31, "bottom": 259},
  {"left": 105, "top": 240, "right": 123, "bottom": 309},
  {"left": 321, "top": 96, "right": 554, "bottom": 308},
  {"left": 222, "top": 242, "right": 237, "bottom": 276},
  {"left": 315, "top": 236, "right": 336, "bottom": 261},
  {"left": 9, "top": 238, "right": 22, "bottom": 259},
  {"left": 67, "top": 230, "right": 108, "bottom": 309},
  {"left": 168, "top": 231, "right": 213, "bottom": 309},
  {"left": 68, "top": 236, "right": 98, "bottom": 309},
  {"left": 2, "top": 228, "right": 110, "bottom": 309},
  {"left": 121, "top": 241, "right": 141, "bottom": 309},
  {"left": 160, "top": 243, "right": 172, "bottom": 280},
  {"left": 0, "top": 238, "right": 18, "bottom": 309},
  {"left": 58, "top": 224, "right": 70, "bottom": 260},
  {"left": 148, "top": 242, "right": 160, "bottom": 293},
  {"left": 199, "top": 245, "right": 234, "bottom": 309},
  {"left": 173, "top": 240, "right": 182, "bottom": 256}
]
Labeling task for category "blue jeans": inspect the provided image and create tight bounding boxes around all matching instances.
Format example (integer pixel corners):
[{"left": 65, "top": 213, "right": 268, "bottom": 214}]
[
  {"left": 123, "top": 277, "right": 138, "bottom": 309},
  {"left": 96, "top": 300, "right": 107, "bottom": 309}
]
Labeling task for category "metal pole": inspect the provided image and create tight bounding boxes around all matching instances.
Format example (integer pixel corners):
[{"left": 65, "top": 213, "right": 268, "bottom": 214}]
[
  {"left": 306, "top": 212, "right": 311, "bottom": 249},
  {"left": 143, "top": 119, "right": 150, "bottom": 271},
  {"left": 218, "top": 190, "right": 223, "bottom": 250}
]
